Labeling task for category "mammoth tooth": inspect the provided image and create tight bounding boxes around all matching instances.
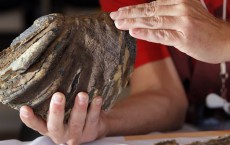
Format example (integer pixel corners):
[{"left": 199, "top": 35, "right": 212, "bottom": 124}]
[{"left": 0, "top": 13, "right": 136, "bottom": 120}]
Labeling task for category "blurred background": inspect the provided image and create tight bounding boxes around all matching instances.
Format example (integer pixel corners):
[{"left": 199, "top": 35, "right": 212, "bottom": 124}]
[{"left": 0, "top": 0, "right": 100, "bottom": 141}]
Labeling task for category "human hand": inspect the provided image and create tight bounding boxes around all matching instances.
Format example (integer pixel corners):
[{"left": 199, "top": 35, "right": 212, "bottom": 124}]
[
  {"left": 19, "top": 92, "right": 109, "bottom": 145},
  {"left": 110, "top": 0, "right": 230, "bottom": 63}
]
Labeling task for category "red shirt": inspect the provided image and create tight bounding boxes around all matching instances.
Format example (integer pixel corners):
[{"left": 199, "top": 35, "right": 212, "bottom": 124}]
[
  {"left": 100, "top": 0, "right": 230, "bottom": 123},
  {"left": 99, "top": 0, "right": 230, "bottom": 68}
]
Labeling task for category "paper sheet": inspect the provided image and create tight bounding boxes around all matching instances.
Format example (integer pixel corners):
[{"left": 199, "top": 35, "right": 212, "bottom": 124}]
[{"left": 0, "top": 135, "right": 220, "bottom": 145}]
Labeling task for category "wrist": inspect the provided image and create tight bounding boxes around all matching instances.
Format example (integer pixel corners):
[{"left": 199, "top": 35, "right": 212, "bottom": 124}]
[
  {"left": 99, "top": 110, "right": 113, "bottom": 137},
  {"left": 102, "top": 109, "right": 122, "bottom": 136}
]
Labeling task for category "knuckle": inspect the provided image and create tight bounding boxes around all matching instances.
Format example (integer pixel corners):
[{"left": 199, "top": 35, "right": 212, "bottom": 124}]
[
  {"left": 181, "top": 16, "right": 190, "bottom": 23},
  {"left": 50, "top": 109, "right": 59, "bottom": 115},
  {"left": 155, "top": 30, "right": 170, "bottom": 41},
  {"left": 126, "top": 8, "right": 134, "bottom": 16},
  {"left": 70, "top": 120, "right": 84, "bottom": 129},
  {"left": 144, "top": 5, "right": 156, "bottom": 17},
  {"left": 87, "top": 116, "right": 97, "bottom": 124},
  {"left": 144, "top": 29, "right": 153, "bottom": 41},
  {"left": 154, "top": 16, "right": 163, "bottom": 27},
  {"left": 143, "top": 16, "right": 162, "bottom": 28},
  {"left": 178, "top": 3, "right": 190, "bottom": 15},
  {"left": 180, "top": 16, "right": 189, "bottom": 28},
  {"left": 180, "top": 16, "right": 193, "bottom": 32},
  {"left": 162, "top": 31, "right": 171, "bottom": 42},
  {"left": 126, "top": 18, "right": 136, "bottom": 25},
  {"left": 48, "top": 124, "right": 60, "bottom": 133}
]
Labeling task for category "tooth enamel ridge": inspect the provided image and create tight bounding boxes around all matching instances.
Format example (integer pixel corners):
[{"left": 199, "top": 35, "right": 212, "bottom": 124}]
[{"left": 0, "top": 13, "right": 136, "bottom": 120}]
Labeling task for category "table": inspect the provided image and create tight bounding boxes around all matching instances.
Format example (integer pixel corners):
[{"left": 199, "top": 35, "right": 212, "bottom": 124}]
[{"left": 1, "top": 130, "right": 230, "bottom": 145}]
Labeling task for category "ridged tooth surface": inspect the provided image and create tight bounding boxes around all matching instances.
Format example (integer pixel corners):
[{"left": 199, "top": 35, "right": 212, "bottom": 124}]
[{"left": 0, "top": 13, "right": 136, "bottom": 121}]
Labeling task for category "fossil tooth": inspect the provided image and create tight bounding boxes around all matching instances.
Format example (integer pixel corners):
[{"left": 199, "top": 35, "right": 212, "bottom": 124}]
[{"left": 0, "top": 13, "right": 136, "bottom": 120}]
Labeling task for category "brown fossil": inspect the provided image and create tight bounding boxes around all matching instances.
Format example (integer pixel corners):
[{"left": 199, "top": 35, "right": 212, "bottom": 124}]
[
  {"left": 153, "top": 136, "right": 230, "bottom": 145},
  {"left": 155, "top": 140, "right": 179, "bottom": 145},
  {"left": 0, "top": 13, "right": 136, "bottom": 120},
  {"left": 187, "top": 136, "right": 230, "bottom": 145}
]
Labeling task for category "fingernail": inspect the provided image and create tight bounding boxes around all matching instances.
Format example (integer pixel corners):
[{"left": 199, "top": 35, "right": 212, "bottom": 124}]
[
  {"left": 114, "top": 19, "right": 124, "bottom": 27},
  {"left": 110, "top": 12, "right": 118, "bottom": 19},
  {"left": 94, "top": 98, "right": 102, "bottom": 106},
  {"left": 20, "top": 107, "right": 29, "bottom": 118},
  {"left": 52, "top": 93, "right": 63, "bottom": 104},
  {"left": 78, "top": 92, "right": 88, "bottom": 105}
]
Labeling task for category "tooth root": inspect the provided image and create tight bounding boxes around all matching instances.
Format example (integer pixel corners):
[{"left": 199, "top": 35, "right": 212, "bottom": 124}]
[
  {"left": 0, "top": 14, "right": 64, "bottom": 75},
  {"left": 1, "top": 26, "right": 71, "bottom": 104},
  {"left": 0, "top": 30, "right": 58, "bottom": 77},
  {"left": 11, "top": 14, "right": 59, "bottom": 47}
]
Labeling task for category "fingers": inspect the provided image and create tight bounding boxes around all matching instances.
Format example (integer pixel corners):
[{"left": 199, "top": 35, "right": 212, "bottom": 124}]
[
  {"left": 114, "top": 16, "right": 181, "bottom": 31},
  {"left": 117, "top": 0, "right": 185, "bottom": 12},
  {"left": 129, "top": 28, "right": 183, "bottom": 47},
  {"left": 111, "top": 1, "right": 188, "bottom": 20},
  {"left": 155, "top": 0, "right": 186, "bottom": 5},
  {"left": 20, "top": 92, "right": 103, "bottom": 145},
  {"left": 86, "top": 97, "right": 102, "bottom": 123},
  {"left": 84, "top": 97, "right": 102, "bottom": 132},
  {"left": 79, "top": 96, "right": 103, "bottom": 142},
  {"left": 81, "top": 97, "right": 102, "bottom": 141},
  {"left": 20, "top": 106, "right": 48, "bottom": 135},
  {"left": 111, "top": 5, "right": 168, "bottom": 20},
  {"left": 118, "top": 1, "right": 157, "bottom": 11},
  {"left": 68, "top": 92, "right": 89, "bottom": 143},
  {"left": 47, "top": 92, "right": 66, "bottom": 142}
]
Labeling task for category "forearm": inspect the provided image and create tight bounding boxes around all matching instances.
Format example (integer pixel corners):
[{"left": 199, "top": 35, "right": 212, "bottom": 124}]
[
  {"left": 104, "top": 90, "right": 187, "bottom": 136},
  {"left": 222, "top": 22, "right": 230, "bottom": 62}
]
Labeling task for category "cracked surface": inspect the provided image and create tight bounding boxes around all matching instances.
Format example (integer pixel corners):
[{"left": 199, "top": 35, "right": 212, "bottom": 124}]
[{"left": 0, "top": 13, "right": 136, "bottom": 120}]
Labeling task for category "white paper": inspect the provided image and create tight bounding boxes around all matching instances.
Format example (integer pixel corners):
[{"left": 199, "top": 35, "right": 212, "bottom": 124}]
[{"left": 0, "top": 135, "right": 218, "bottom": 145}]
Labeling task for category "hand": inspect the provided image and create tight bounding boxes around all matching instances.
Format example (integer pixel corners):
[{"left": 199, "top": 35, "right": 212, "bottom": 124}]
[
  {"left": 110, "top": 0, "right": 230, "bottom": 63},
  {"left": 19, "top": 92, "right": 109, "bottom": 145}
]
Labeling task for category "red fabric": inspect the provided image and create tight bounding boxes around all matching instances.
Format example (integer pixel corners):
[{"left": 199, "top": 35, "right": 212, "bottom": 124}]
[
  {"left": 100, "top": 0, "right": 150, "bottom": 12},
  {"left": 135, "top": 40, "right": 169, "bottom": 68},
  {"left": 204, "top": 0, "right": 230, "bottom": 19},
  {"left": 205, "top": 0, "right": 222, "bottom": 13}
]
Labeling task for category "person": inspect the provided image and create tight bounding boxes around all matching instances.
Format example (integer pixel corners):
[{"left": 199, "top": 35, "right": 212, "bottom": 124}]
[
  {"left": 18, "top": 0, "right": 230, "bottom": 145},
  {"left": 110, "top": 0, "right": 230, "bottom": 64}
]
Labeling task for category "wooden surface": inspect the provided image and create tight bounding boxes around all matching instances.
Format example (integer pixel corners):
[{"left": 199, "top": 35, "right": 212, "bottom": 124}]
[{"left": 125, "top": 130, "right": 230, "bottom": 141}]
